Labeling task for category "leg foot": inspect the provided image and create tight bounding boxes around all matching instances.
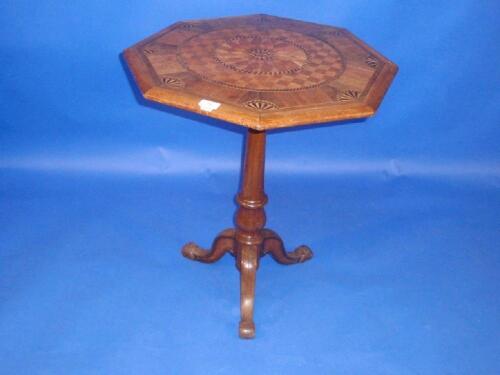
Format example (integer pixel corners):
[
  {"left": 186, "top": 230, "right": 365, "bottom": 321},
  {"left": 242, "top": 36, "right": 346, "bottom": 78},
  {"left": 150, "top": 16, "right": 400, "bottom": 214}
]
[
  {"left": 238, "top": 244, "right": 258, "bottom": 339},
  {"left": 182, "top": 226, "right": 311, "bottom": 339},
  {"left": 262, "top": 229, "right": 313, "bottom": 264},
  {"left": 182, "top": 229, "right": 235, "bottom": 263},
  {"left": 239, "top": 320, "right": 255, "bottom": 339}
]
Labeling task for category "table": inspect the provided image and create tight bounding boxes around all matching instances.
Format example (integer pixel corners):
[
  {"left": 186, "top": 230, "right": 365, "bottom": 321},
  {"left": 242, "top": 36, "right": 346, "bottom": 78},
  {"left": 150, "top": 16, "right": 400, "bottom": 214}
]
[{"left": 123, "top": 14, "right": 397, "bottom": 338}]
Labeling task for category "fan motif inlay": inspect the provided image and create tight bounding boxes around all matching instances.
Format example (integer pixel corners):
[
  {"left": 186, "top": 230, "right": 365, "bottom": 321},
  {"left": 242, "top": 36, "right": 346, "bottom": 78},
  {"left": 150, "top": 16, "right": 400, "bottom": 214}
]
[
  {"left": 245, "top": 99, "right": 278, "bottom": 111},
  {"left": 338, "top": 90, "right": 360, "bottom": 102},
  {"left": 365, "top": 55, "right": 378, "bottom": 68},
  {"left": 162, "top": 76, "right": 184, "bottom": 88}
]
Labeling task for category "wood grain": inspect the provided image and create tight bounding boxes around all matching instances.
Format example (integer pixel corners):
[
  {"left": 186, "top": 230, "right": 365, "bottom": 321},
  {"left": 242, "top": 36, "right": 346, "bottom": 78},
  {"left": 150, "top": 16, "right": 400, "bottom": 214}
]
[
  {"left": 126, "top": 14, "right": 398, "bottom": 339},
  {"left": 181, "top": 130, "right": 313, "bottom": 338},
  {"left": 123, "top": 14, "right": 398, "bottom": 129}
]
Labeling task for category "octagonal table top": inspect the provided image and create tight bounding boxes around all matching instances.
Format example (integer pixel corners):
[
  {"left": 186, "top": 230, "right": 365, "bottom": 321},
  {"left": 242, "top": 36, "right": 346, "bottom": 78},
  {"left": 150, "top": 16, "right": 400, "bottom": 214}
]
[{"left": 123, "top": 14, "right": 398, "bottom": 130}]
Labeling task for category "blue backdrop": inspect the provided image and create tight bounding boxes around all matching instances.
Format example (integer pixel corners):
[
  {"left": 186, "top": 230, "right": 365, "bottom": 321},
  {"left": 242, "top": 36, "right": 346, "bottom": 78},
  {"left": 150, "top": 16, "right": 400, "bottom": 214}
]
[{"left": 1, "top": 1, "right": 499, "bottom": 374}]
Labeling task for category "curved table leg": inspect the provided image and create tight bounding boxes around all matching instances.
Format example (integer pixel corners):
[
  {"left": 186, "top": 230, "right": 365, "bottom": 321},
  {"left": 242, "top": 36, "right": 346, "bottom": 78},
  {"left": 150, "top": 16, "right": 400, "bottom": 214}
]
[
  {"left": 238, "top": 244, "right": 258, "bottom": 339},
  {"left": 262, "top": 229, "right": 313, "bottom": 264},
  {"left": 182, "top": 228, "right": 235, "bottom": 263}
]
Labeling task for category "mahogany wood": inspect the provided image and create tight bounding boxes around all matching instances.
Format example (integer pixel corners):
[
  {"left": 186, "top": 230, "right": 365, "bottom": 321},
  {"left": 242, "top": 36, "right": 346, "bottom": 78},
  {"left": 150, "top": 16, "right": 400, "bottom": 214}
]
[
  {"left": 182, "top": 130, "right": 313, "bottom": 338},
  {"left": 123, "top": 14, "right": 398, "bottom": 339},
  {"left": 124, "top": 14, "right": 398, "bottom": 130}
]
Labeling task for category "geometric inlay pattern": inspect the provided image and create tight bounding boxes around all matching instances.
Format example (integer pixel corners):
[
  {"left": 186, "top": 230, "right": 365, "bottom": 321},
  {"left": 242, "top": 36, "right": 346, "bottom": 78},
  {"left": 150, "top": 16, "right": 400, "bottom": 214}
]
[
  {"left": 124, "top": 14, "right": 398, "bottom": 129},
  {"left": 245, "top": 99, "right": 279, "bottom": 111},
  {"left": 178, "top": 27, "right": 345, "bottom": 91}
]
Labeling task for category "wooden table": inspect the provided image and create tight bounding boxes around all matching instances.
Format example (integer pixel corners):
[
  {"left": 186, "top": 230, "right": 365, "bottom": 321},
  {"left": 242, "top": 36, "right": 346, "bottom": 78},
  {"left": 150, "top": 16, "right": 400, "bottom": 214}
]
[{"left": 124, "top": 14, "right": 397, "bottom": 339}]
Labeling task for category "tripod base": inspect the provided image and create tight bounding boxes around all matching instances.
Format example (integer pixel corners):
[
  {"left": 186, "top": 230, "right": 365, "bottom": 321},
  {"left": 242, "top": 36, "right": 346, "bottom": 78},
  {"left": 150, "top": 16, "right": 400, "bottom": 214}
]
[{"left": 182, "top": 228, "right": 313, "bottom": 338}]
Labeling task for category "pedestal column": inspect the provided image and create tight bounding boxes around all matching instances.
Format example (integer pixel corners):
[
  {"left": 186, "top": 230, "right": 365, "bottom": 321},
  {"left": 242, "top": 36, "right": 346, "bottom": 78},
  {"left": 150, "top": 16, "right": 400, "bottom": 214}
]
[
  {"left": 234, "top": 129, "right": 267, "bottom": 338},
  {"left": 181, "top": 129, "right": 312, "bottom": 339}
]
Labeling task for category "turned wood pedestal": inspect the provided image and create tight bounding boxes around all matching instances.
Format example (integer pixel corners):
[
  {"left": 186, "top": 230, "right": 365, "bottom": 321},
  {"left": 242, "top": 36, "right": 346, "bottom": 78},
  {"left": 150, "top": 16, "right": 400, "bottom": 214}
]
[
  {"left": 124, "top": 14, "right": 397, "bottom": 338},
  {"left": 182, "top": 129, "right": 313, "bottom": 338}
]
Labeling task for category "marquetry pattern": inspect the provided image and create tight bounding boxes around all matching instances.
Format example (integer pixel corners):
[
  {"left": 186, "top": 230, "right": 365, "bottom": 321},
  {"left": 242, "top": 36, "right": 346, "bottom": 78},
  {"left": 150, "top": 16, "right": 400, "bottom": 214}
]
[
  {"left": 365, "top": 55, "right": 378, "bottom": 68},
  {"left": 124, "top": 14, "right": 398, "bottom": 129},
  {"left": 162, "top": 76, "right": 184, "bottom": 88},
  {"left": 177, "top": 27, "right": 344, "bottom": 91},
  {"left": 338, "top": 90, "right": 360, "bottom": 102},
  {"left": 245, "top": 99, "right": 278, "bottom": 111}
]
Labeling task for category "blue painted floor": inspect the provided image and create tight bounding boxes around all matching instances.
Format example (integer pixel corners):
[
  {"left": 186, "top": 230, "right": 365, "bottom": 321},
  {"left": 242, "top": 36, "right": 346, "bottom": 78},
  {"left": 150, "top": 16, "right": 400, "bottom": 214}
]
[{"left": 0, "top": 171, "right": 499, "bottom": 374}]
